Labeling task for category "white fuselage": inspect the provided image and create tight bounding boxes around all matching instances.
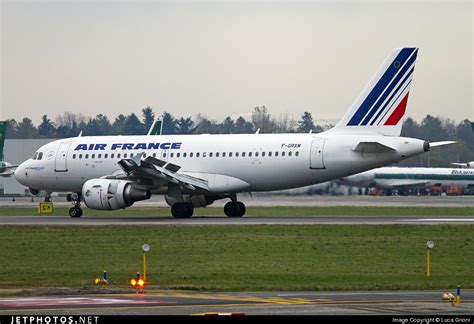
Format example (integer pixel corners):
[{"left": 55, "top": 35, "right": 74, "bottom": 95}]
[{"left": 14, "top": 132, "right": 427, "bottom": 194}]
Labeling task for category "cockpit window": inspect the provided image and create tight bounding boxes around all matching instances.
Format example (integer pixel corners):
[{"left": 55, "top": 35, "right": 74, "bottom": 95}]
[
  {"left": 31, "top": 152, "right": 39, "bottom": 160},
  {"left": 37, "top": 152, "right": 43, "bottom": 160}
]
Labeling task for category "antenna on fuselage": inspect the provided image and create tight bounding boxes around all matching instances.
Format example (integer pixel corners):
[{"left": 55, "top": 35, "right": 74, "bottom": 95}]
[
  {"left": 78, "top": 131, "right": 83, "bottom": 137},
  {"left": 255, "top": 128, "right": 260, "bottom": 134}
]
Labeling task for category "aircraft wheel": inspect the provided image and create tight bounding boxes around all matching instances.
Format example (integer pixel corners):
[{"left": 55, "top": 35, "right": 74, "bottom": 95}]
[
  {"left": 237, "top": 201, "right": 246, "bottom": 217},
  {"left": 69, "top": 207, "right": 83, "bottom": 218},
  {"left": 171, "top": 203, "right": 194, "bottom": 218},
  {"left": 224, "top": 202, "right": 245, "bottom": 217}
]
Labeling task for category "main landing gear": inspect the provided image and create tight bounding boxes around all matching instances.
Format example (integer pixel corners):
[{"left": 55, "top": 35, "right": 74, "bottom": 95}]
[
  {"left": 224, "top": 201, "right": 246, "bottom": 217},
  {"left": 171, "top": 202, "right": 194, "bottom": 218},
  {"left": 69, "top": 192, "right": 83, "bottom": 218}
]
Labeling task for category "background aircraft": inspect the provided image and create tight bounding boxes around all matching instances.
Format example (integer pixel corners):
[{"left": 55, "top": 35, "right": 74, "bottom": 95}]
[
  {"left": 0, "top": 121, "right": 17, "bottom": 177},
  {"left": 340, "top": 166, "right": 474, "bottom": 195}
]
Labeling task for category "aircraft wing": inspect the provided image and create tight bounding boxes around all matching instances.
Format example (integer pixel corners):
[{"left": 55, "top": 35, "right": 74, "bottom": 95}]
[
  {"left": 0, "top": 170, "right": 14, "bottom": 177},
  {"left": 106, "top": 154, "right": 209, "bottom": 191}
]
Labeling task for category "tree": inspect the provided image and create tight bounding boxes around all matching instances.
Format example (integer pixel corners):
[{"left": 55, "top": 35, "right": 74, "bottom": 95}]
[
  {"left": 112, "top": 114, "right": 127, "bottom": 134},
  {"left": 234, "top": 117, "right": 254, "bottom": 134},
  {"left": 251, "top": 106, "right": 275, "bottom": 133},
  {"left": 161, "top": 111, "right": 178, "bottom": 135},
  {"left": 16, "top": 117, "right": 38, "bottom": 138},
  {"left": 297, "top": 112, "right": 319, "bottom": 133},
  {"left": 38, "top": 115, "right": 56, "bottom": 138},
  {"left": 220, "top": 117, "right": 235, "bottom": 134},
  {"left": 176, "top": 117, "right": 195, "bottom": 134},
  {"left": 122, "top": 113, "right": 146, "bottom": 135},
  {"left": 142, "top": 106, "right": 155, "bottom": 131},
  {"left": 94, "top": 114, "right": 113, "bottom": 135},
  {"left": 5, "top": 119, "right": 19, "bottom": 139}
]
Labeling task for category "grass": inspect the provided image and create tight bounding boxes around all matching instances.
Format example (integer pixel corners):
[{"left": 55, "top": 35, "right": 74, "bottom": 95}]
[
  {"left": 0, "top": 225, "right": 472, "bottom": 293},
  {"left": 0, "top": 206, "right": 473, "bottom": 217}
]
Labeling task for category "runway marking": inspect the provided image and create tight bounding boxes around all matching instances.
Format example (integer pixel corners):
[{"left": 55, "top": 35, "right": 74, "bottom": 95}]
[
  {"left": 0, "top": 296, "right": 171, "bottom": 307},
  {"left": 405, "top": 218, "right": 474, "bottom": 222}
]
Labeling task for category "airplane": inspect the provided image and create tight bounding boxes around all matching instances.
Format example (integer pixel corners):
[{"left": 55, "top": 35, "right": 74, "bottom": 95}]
[
  {"left": 451, "top": 161, "right": 474, "bottom": 169},
  {"left": 14, "top": 47, "right": 455, "bottom": 218},
  {"left": 0, "top": 121, "right": 18, "bottom": 177},
  {"left": 339, "top": 166, "right": 474, "bottom": 194}
]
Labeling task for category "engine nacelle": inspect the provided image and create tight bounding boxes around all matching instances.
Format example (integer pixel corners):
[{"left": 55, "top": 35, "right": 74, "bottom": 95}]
[
  {"left": 165, "top": 194, "right": 225, "bottom": 208},
  {"left": 82, "top": 179, "right": 151, "bottom": 210}
]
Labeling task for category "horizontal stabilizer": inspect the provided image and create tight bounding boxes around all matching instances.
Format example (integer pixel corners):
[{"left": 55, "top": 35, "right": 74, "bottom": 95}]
[
  {"left": 429, "top": 141, "right": 457, "bottom": 148},
  {"left": 353, "top": 142, "right": 395, "bottom": 154}
]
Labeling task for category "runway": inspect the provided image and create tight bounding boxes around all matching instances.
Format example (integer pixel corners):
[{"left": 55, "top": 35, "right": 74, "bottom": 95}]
[
  {"left": 1, "top": 215, "right": 474, "bottom": 225},
  {"left": 0, "top": 290, "right": 472, "bottom": 315}
]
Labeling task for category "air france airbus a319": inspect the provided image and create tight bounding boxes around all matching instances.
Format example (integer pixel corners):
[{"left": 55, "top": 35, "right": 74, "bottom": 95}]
[{"left": 14, "top": 47, "right": 454, "bottom": 218}]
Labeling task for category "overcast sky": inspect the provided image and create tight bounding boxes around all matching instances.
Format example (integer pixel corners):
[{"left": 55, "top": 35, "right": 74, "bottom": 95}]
[{"left": 1, "top": 0, "right": 472, "bottom": 125}]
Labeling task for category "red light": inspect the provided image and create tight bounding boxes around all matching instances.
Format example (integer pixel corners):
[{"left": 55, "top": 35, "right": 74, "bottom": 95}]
[{"left": 130, "top": 278, "right": 137, "bottom": 286}]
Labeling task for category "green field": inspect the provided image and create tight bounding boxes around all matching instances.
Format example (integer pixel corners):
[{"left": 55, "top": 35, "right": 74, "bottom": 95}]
[
  {"left": 0, "top": 225, "right": 472, "bottom": 295},
  {"left": 0, "top": 205, "right": 474, "bottom": 217}
]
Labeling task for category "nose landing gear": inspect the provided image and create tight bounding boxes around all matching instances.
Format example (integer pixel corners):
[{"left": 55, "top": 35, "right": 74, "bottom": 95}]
[{"left": 68, "top": 192, "right": 83, "bottom": 218}]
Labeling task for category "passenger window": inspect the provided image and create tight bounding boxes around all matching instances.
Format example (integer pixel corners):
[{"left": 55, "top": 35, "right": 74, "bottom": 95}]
[
  {"left": 223, "top": 152, "right": 226, "bottom": 157},
  {"left": 130, "top": 153, "right": 134, "bottom": 158},
  {"left": 295, "top": 151, "right": 299, "bottom": 157},
  {"left": 249, "top": 152, "right": 252, "bottom": 157},
  {"left": 216, "top": 152, "right": 220, "bottom": 157},
  {"left": 282, "top": 152, "right": 286, "bottom": 157},
  {"left": 79, "top": 154, "right": 83, "bottom": 159},
  {"left": 117, "top": 153, "right": 121, "bottom": 158},
  {"left": 98, "top": 154, "right": 102, "bottom": 159},
  {"left": 152, "top": 153, "right": 156, "bottom": 158},
  {"left": 236, "top": 152, "right": 239, "bottom": 157},
  {"left": 242, "top": 152, "right": 246, "bottom": 157},
  {"left": 85, "top": 154, "right": 89, "bottom": 159},
  {"left": 177, "top": 153, "right": 180, "bottom": 158},
  {"left": 163, "top": 153, "right": 167, "bottom": 158},
  {"left": 255, "top": 152, "right": 259, "bottom": 157},
  {"left": 229, "top": 152, "right": 232, "bottom": 157},
  {"left": 262, "top": 152, "right": 266, "bottom": 157},
  {"left": 73, "top": 154, "right": 77, "bottom": 159},
  {"left": 92, "top": 154, "right": 95, "bottom": 159},
  {"left": 275, "top": 152, "right": 279, "bottom": 157},
  {"left": 111, "top": 153, "right": 114, "bottom": 158},
  {"left": 197, "top": 153, "right": 200, "bottom": 158},
  {"left": 190, "top": 152, "right": 194, "bottom": 158},
  {"left": 268, "top": 152, "right": 272, "bottom": 157},
  {"left": 203, "top": 152, "right": 207, "bottom": 158},
  {"left": 105, "top": 154, "right": 108, "bottom": 158},
  {"left": 209, "top": 152, "right": 213, "bottom": 158},
  {"left": 289, "top": 152, "right": 292, "bottom": 157},
  {"left": 170, "top": 153, "right": 174, "bottom": 158},
  {"left": 183, "top": 153, "right": 187, "bottom": 158},
  {"left": 124, "top": 153, "right": 127, "bottom": 158}
]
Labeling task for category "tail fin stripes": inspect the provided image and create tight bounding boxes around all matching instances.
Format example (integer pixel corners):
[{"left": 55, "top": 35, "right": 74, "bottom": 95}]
[
  {"left": 332, "top": 47, "right": 418, "bottom": 136},
  {"left": 0, "top": 121, "right": 6, "bottom": 162}
]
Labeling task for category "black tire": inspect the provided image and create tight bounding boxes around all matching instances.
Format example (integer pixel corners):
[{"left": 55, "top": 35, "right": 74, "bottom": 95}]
[
  {"left": 224, "top": 202, "right": 244, "bottom": 217},
  {"left": 69, "top": 207, "right": 82, "bottom": 218},
  {"left": 171, "top": 203, "right": 194, "bottom": 218},
  {"left": 237, "top": 201, "right": 246, "bottom": 217}
]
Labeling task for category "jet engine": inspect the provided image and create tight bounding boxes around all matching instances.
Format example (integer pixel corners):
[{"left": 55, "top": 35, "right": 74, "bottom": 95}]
[
  {"left": 82, "top": 179, "right": 151, "bottom": 210},
  {"left": 165, "top": 194, "right": 225, "bottom": 208}
]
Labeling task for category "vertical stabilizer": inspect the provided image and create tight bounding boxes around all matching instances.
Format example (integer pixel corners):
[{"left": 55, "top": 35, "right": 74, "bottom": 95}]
[{"left": 331, "top": 47, "right": 418, "bottom": 136}]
